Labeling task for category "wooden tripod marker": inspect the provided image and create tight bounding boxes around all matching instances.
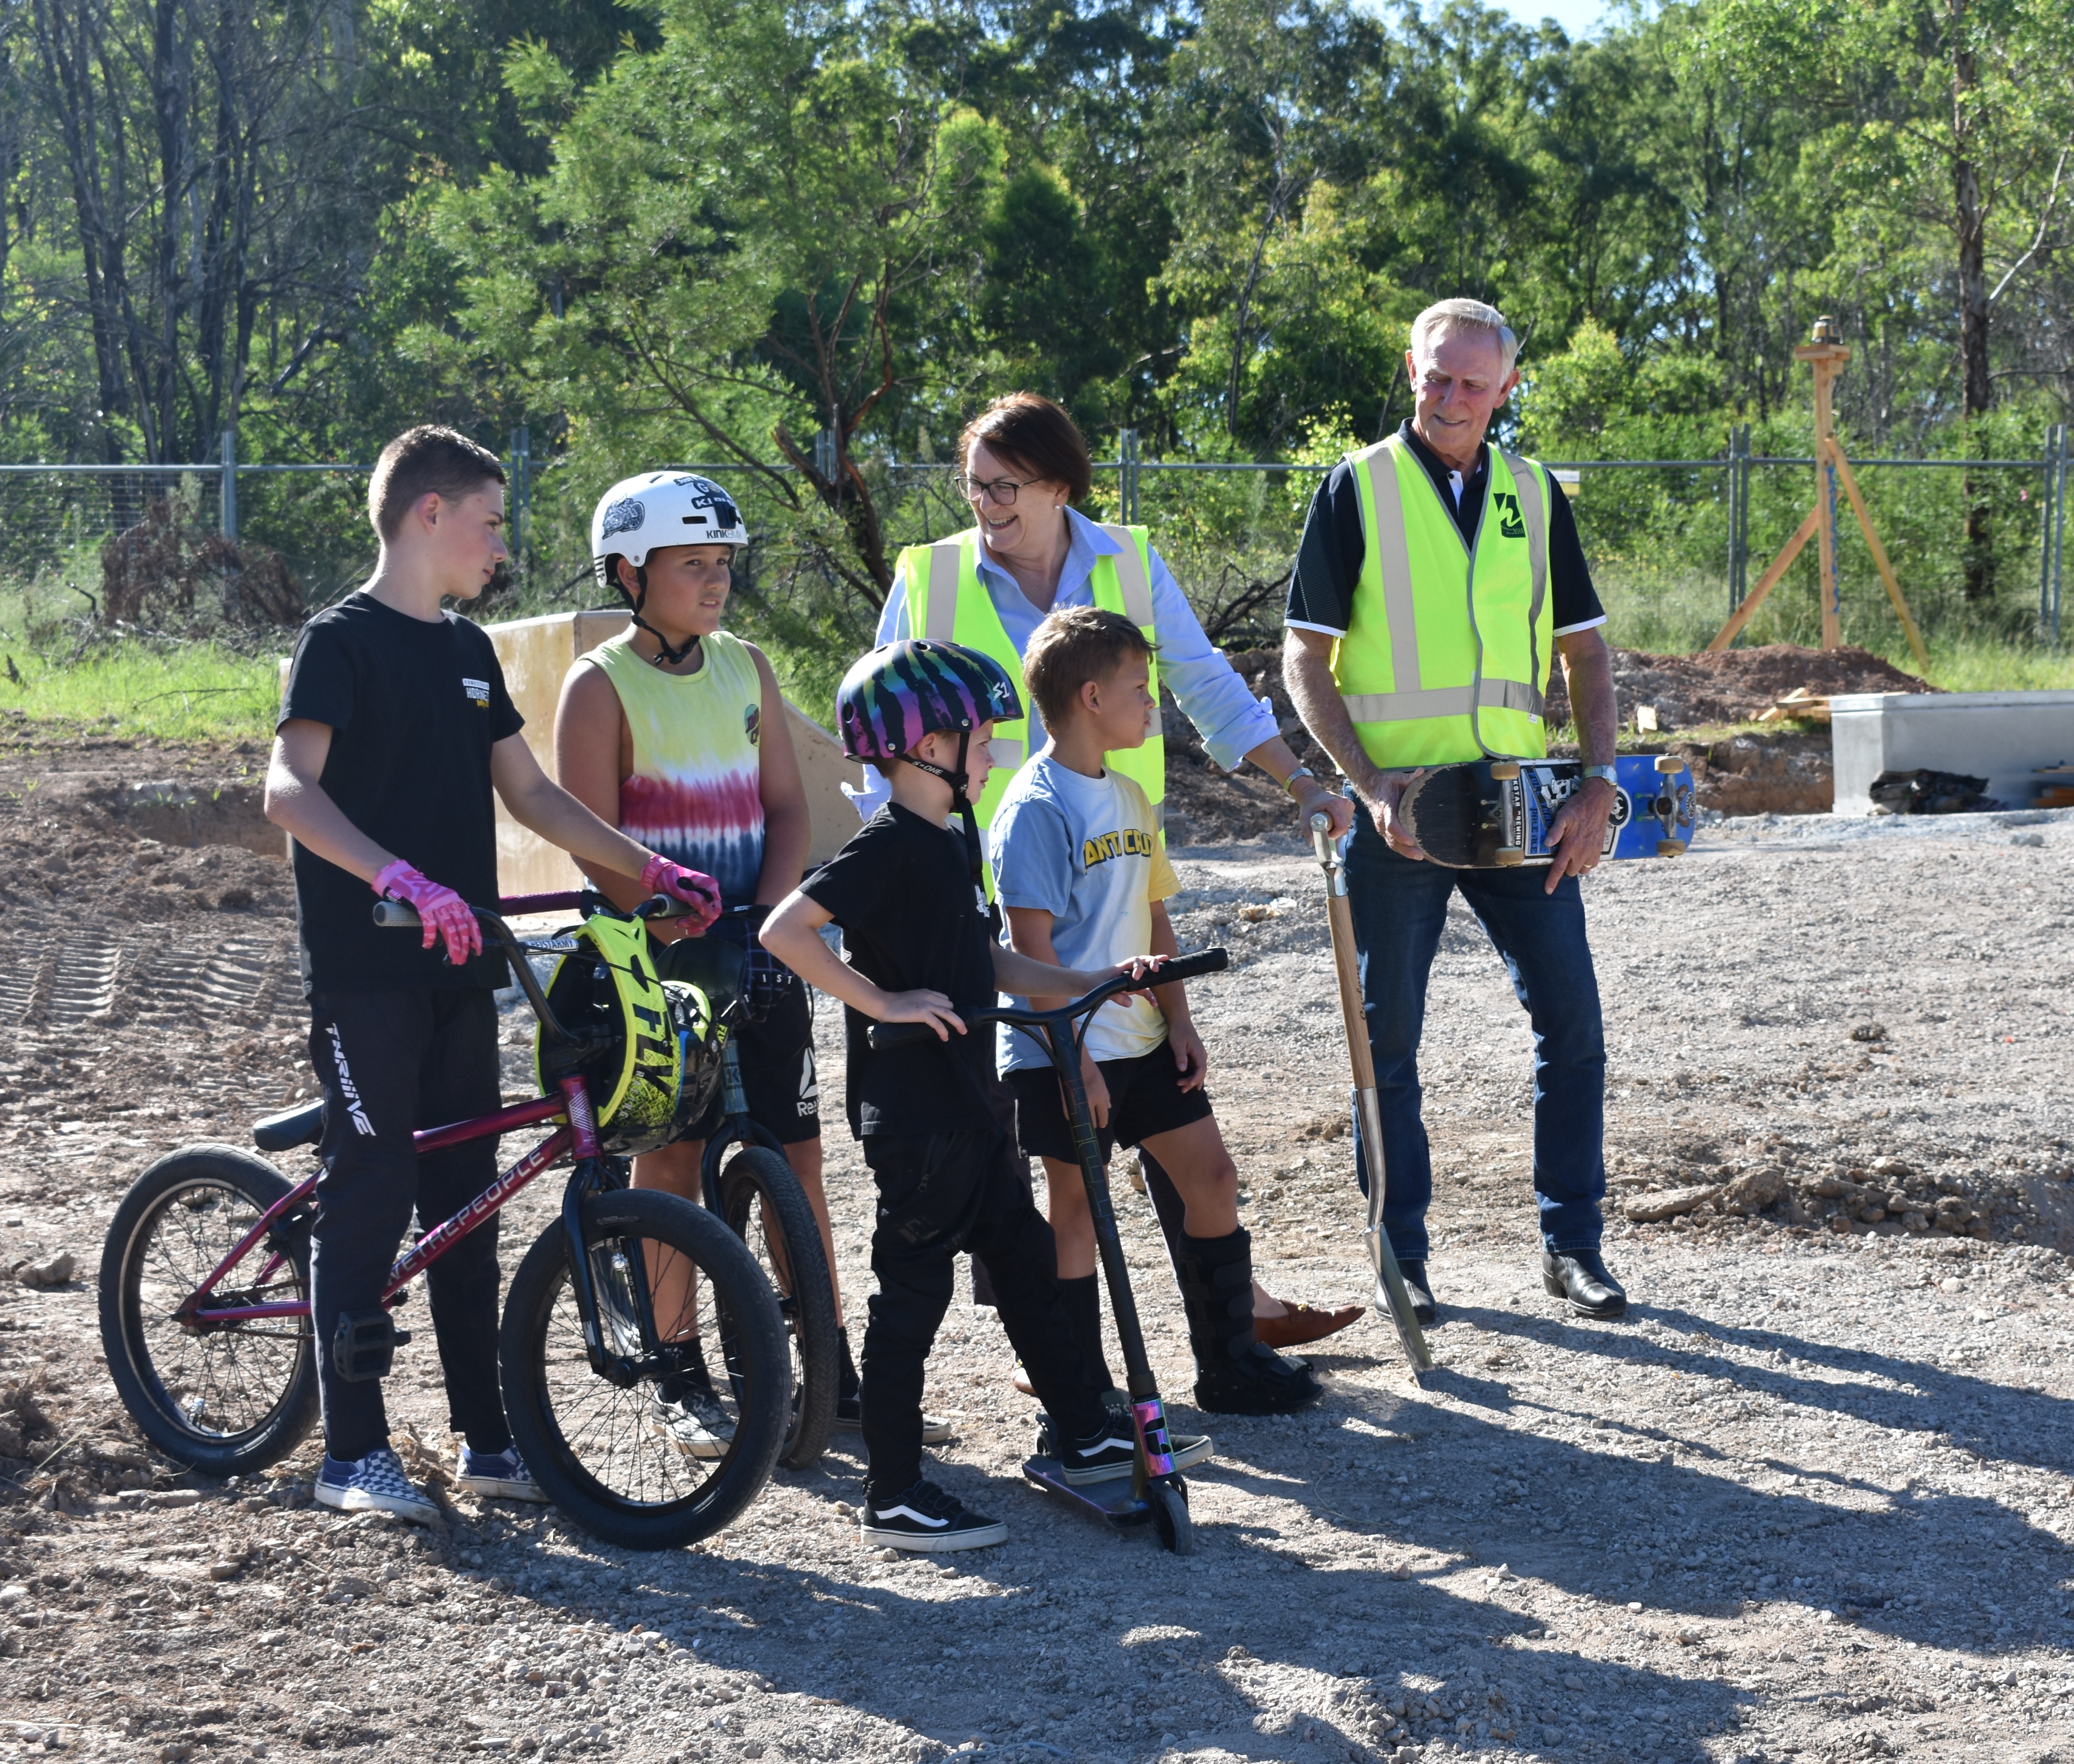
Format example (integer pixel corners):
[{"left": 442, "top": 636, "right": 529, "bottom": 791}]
[
  {"left": 1309, "top": 813, "right": 1432, "bottom": 1375},
  {"left": 1708, "top": 317, "right": 1931, "bottom": 673}
]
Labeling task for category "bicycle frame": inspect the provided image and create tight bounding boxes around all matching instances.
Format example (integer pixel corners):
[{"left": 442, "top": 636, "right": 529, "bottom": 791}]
[{"left": 171, "top": 889, "right": 687, "bottom": 1380}]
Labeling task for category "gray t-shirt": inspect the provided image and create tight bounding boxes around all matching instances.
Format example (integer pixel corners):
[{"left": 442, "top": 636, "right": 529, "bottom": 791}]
[{"left": 990, "top": 753, "right": 1179, "bottom": 1073}]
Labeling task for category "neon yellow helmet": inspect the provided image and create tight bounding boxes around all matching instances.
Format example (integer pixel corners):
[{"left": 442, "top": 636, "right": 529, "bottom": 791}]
[{"left": 532, "top": 910, "right": 724, "bottom": 1155}]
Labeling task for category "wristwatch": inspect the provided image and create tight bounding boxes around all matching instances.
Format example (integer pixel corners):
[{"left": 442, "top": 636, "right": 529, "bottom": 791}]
[
  {"left": 1582, "top": 765, "right": 1618, "bottom": 784},
  {"left": 1282, "top": 766, "right": 1319, "bottom": 797}
]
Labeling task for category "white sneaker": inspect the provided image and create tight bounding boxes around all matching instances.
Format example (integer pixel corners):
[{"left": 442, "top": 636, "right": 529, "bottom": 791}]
[
  {"left": 456, "top": 1444, "right": 547, "bottom": 1502},
  {"left": 651, "top": 1380, "right": 734, "bottom": 1460},
  {"left": 314, "top": 1446, "right": 440, "bottom": 1525}
]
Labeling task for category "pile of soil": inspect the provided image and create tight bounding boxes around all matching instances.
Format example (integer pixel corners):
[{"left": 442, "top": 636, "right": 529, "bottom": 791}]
[{"left": 1543, "top": 642, "right": 1931, "bottom": 732}]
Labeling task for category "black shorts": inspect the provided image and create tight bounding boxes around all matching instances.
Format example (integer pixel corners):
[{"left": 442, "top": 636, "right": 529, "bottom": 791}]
[
  {"left": 683, "top": 975, "right": 821, "bottom": 1146},
  {"left": 1006, "top": 1038, "right": 1213, "bottom": 1166}
]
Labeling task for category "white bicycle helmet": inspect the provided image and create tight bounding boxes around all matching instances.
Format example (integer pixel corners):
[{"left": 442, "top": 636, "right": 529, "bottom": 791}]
[{"left": 590, "top": 471, "right": 749, "bottom": 662}]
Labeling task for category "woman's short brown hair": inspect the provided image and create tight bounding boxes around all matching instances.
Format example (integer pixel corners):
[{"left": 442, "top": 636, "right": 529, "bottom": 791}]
[
  {"left": 1023, "top": 605, "right": 1155, "bottom": 729},
  {"left": 958, "top": 393, "right": 1092, "bottom": 504}
]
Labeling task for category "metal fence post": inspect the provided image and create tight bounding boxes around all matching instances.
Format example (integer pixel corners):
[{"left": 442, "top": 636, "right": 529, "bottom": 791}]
[
  {"left": 1117, "top": 428, "right": 1139, "bottom": 523},
  {"left": 220, "top": 429, "right": 237, "bottom": 544},
  {"left": 814, "top": 427, "right": 838, "bottom": 482},
  {"left": 2052, "top": 424, "right": 2068, "bottom": 643},
  {"left": 1725, "top": 424, "right": 1747, "bottom": 613},
  {"left": 509, "top": 425, "right": 531, "bottom": 570}
]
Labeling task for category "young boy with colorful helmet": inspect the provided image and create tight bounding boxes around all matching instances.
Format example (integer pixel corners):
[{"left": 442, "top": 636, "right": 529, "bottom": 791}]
[
  {"left": 265, "top": 428, "right": 719, "bottom": 1525},
  {"left": 559, "top": 471, "right": 878, "bottom": 1450},
  {"left": 760, "top": 639, "right": 1203, "bottom": 1550}
]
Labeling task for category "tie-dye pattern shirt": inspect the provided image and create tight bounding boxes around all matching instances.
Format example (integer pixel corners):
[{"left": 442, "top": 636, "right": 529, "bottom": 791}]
[{"left": 580, "top": 628, "right": 766, "bottom": 905}]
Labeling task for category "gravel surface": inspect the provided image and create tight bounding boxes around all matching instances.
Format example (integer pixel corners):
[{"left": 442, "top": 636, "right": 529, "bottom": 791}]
[{"left": 4, "top": 738, "right": 2073, "bottom": 1764}]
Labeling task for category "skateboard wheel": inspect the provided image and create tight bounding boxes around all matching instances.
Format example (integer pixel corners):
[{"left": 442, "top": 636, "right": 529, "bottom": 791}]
[
  {"left": 1653, "top": 755, "right": 1682, "bottom": 774},
  {"left": 1489, "top": 762, "right": 1522, "bottom": 781},
  {"left": 1495, "top": 848, "right": 1526, "bottom": 866},
  {"left": 1656, "top": 839, "right": 1687, "bottom": 857}
]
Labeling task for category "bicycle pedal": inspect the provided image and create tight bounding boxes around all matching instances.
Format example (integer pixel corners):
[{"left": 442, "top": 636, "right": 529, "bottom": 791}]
[{"left": 333, "top": 1308, "right": 411, "bottom": 1382}]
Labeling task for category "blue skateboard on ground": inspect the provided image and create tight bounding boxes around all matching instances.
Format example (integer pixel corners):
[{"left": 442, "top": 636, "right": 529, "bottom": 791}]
[{"left": 1398, "top": 754, "right": 1696, "bottom": 868}]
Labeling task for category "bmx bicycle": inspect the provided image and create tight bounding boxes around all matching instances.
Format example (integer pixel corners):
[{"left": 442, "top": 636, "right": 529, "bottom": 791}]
[
  {"left": 870, "top": 946, "right": 1231, "bottom": 1555},
  {"left": 96, "top": 891, "right": 791, "bottom": 1549}
]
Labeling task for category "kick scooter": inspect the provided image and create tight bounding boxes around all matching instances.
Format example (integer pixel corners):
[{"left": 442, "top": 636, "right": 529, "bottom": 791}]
[
  {"left": 1310, "top": 813, "right": 1433, "bottom": 1375},
  {"left": 871, "top": 948, "right": 1232, "bottom": 1555}
]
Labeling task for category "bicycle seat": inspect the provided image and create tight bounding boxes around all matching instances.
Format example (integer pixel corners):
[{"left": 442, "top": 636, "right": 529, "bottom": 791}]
[
  {"left": 253, "top": 1100, "right": 325, "bottom": 1153},
  {"left": 653, "top": 937, "right": 745, "bottom": 1017}
]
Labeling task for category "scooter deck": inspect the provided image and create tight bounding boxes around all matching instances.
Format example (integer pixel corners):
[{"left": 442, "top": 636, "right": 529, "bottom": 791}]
[{"left": 1022, "top": 1456, "right": 1161, "bottom": 1528}]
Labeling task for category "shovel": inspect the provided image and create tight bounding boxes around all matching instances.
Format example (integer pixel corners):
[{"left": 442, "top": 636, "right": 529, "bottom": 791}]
[{"left": 1310, "top": 812, "right": 1433, "bottom": 1374}]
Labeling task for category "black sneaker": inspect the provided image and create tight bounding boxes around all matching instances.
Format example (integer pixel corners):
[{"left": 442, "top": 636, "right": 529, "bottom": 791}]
[
  {"left": 834, "top": 1370, "right": 952, "bottom": 1443},
  {"left": 1048, "top": 1400, "right": 1212, "bottom": 1485},
  {"left": 858, "top": 1479, "right": 1007, "bottom": 1552}
]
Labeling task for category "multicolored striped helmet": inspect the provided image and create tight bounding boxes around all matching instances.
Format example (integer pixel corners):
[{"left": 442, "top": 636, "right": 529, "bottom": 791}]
[{"left": 837, "top": 639, "right": 1022, "bottom": 762}]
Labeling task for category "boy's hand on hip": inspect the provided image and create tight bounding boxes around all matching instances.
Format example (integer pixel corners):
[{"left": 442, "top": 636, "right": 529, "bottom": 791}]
[
  {"left": 372, "top": 860, "right": 482, "bottom": 964},
  {"left": 879, "top": 989, "right": 965, "bottom": 1040},
  {"left": 638, "top": 854, "right": 723, "bottom": 931},
  {"left": 1168, "top": 1020, "right": 1208, "bottom": 1092}
]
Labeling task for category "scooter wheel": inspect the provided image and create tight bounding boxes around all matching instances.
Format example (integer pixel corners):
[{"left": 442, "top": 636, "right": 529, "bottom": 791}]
[{"left": 1151, "top": 1480, "right": 1193, "bottom": 1555}]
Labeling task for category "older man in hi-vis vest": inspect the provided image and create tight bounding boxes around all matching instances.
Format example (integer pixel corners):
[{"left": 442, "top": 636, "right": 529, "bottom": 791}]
[{"left": 1283, "top": 298, "right": 1628, "bottom": 1323}]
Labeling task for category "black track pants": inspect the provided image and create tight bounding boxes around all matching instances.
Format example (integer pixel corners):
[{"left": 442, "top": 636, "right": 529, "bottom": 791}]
[
  {"left": 308, "top": 987, "right": 509, "bottom": 1462},
  {"left": 861, "top": 1128, "right": 1105, "bottom": 1500}
]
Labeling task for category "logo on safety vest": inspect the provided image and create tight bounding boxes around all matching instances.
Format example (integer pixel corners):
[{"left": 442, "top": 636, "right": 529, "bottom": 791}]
[{"left": 1494, "top": 492, "right": 1525, "bottom": 539}]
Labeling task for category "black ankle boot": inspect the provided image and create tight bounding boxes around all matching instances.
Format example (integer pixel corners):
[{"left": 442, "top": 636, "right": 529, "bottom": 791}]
[{"left": 1173, "top": 1228, "right": 1322, "bottom": 1415}]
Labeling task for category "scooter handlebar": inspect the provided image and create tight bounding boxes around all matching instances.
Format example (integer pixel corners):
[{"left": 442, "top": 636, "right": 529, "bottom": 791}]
[{"left": 865, "top": 948, "right": 1229, "bottom": 1050}]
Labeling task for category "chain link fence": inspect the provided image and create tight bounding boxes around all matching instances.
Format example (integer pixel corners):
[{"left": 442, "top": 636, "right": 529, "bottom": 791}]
[{"left": 0, "top": 427, "right": 2066, "bottom": 738}]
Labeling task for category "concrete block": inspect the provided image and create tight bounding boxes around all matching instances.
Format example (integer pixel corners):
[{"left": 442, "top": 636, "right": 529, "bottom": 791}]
[{"left": 1830, "top": 689, "right": 2074, "bottom": 814}]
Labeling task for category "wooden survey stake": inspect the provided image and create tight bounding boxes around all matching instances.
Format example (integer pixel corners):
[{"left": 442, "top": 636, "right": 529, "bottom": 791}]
[{"left": 1708, "top": 317, "right": 1930, "bottom": 671}]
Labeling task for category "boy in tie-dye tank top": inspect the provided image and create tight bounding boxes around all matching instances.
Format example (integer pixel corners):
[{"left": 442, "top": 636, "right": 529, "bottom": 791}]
[{"left": 557, "top": 471, "right": 944, "bottom": 1446}]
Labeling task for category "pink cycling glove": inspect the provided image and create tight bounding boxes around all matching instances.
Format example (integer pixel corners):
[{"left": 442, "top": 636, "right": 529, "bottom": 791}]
[
  {"left": 372, "top": 860, "right": 483, "bottom": 965},
  {"left": 639, "top": 854, "right": 722, "bottom": 932}
]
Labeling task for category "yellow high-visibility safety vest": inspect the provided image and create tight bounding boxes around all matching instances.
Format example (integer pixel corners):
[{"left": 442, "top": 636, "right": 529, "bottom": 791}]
[
  {"left": 1333, "top": 434, "right": 1554, "bottom": 767},
  {"left": 899, "top": 524, "right": 1165, "bottom": 833}
]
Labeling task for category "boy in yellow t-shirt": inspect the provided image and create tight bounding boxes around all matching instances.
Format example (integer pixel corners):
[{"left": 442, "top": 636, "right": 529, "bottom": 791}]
[{"left": 990, "top": 606, "right": 1321, "bottom": 1417}]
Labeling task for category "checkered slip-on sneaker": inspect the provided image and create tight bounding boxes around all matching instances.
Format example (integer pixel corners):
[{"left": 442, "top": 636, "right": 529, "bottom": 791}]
[
  {"left": 456, "top": 1445, "right": 547, "bottom": 1502},
  {"left": 314, "top": 1446, "right": 440, "bottom": 1525}
]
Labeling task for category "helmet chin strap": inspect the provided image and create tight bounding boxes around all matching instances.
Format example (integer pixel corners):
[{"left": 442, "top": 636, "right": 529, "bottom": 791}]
[
  {"left": 623, "top": 564, "right": 702, "bottom": 668},
  {"left": 903, "top": 730, "right": 996, "bottom": 929}
]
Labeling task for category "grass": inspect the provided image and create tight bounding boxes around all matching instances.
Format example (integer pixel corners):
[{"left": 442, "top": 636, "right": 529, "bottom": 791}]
[{"left": 0, "top": 637, "right": 279, "bottom": 743}]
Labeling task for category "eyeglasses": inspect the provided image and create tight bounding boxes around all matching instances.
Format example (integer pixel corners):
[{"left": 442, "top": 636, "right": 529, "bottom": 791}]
[{"left": 954, "top": 471, "right": 1041, "bottom": 506}]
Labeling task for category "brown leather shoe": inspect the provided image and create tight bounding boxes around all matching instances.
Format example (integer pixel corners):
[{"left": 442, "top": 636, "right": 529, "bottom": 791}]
[{"left": 1253, "top": 1301, "right": 1364, "bottom": 1349}]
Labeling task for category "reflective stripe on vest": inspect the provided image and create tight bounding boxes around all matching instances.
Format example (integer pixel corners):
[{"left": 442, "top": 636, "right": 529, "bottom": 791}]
[
  {"left": 900, "top": 524, "right": 1164, "bottom": 834},
  {"left": 1333, "top": 435, "right": 1555, "bottom": 766}
]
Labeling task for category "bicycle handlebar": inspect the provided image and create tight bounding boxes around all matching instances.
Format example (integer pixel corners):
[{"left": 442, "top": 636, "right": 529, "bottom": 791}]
[
  {"left": 865, "top": 948, "right": 1229, "bottom": 1051},
  {"left": 374, "top": 895, "right": 687, "bottom": 933}
]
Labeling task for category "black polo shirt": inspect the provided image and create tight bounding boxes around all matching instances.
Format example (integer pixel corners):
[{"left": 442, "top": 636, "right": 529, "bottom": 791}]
[{"left": 1286, "top": 420, "right": 1606, "bottom": 639}]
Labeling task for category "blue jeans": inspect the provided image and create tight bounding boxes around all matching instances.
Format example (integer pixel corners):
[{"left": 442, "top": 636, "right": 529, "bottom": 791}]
[{"left": 1345, "top": 816, "right": 1607, "bottom": 1261}]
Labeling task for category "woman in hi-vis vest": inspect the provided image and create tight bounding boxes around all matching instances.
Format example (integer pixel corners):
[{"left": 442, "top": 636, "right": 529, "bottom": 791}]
[{"left": 858, "top": 392, "right": 1363, "bottom": 1366}]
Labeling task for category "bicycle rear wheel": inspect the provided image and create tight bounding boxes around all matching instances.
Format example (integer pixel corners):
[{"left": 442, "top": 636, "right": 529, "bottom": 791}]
[
  {"left": 716, "top": 1145, "right": 841, "bottom": 1470},
  {"left": 98, "top": 1146, "right": 318, "bottom": 1477},
  {"left": 501, "top": 1188, "right": 786, "bottom": 1549}
]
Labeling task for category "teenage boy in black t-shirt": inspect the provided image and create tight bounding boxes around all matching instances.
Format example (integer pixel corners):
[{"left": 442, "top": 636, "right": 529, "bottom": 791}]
[
  {"left": 267, "top": 425, "right": 723, "bottom": 1524},
  {"left": 761, "top": 639, "right": 1190, "bottom": 1552}
]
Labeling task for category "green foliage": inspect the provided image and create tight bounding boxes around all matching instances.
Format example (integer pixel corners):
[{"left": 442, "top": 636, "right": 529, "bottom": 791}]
[{"left": 0, "top": 0, "right": 2065, "bottom": 704}]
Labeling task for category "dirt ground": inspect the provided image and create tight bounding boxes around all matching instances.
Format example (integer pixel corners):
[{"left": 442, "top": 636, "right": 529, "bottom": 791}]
[{"left": 4, "top": 735, "right": 2074, "bottom": 1764}]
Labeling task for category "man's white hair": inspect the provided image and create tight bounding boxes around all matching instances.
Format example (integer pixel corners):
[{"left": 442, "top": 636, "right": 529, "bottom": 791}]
[{"left": 1409, "top": 298, "right": 1518, "bottom": 378}]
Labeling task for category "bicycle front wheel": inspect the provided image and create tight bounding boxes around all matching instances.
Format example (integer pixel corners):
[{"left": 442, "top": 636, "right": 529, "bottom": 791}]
[
  {"left": 98, "top": 1146, "right": 318, "bottom": 1477},
  {"left": 501, "top": 1189, "right": 787, "bottom": 1549},
  {"left": 717, "top": 1145, "right": 841, "bottom": 1470}
]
